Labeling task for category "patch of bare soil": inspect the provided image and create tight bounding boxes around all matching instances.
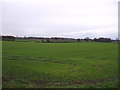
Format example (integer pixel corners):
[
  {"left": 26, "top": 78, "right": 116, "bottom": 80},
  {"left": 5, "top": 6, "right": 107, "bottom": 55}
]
[
  {"left": 3, "top": 77, "right": 13, "bottom": 82},
  {"left": 30, "top": 80, "right": 50, "bottom": 87}
]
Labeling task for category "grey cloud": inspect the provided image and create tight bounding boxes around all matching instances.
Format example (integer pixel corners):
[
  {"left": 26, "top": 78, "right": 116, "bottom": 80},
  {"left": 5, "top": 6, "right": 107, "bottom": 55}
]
[{"left": 2, "top": 0, "right": 118, "bottom": 39}]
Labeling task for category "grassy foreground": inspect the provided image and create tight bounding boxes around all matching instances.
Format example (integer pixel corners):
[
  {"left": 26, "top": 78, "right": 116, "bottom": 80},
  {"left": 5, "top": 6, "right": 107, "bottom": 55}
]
[{"left": 2, "top": 41, "right": 118, "bottom": 88}]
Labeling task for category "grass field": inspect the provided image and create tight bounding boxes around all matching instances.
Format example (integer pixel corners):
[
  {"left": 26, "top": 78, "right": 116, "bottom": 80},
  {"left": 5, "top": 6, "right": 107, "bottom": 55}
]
[{"left": 2, "top": 41, "right": 118, "bottom": 88}]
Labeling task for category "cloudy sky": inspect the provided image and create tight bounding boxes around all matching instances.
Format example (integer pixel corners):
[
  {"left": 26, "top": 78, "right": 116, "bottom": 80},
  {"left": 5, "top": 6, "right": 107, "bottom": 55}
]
[{"left": 1, "top": 0, "right": 118, "bottom": 39}]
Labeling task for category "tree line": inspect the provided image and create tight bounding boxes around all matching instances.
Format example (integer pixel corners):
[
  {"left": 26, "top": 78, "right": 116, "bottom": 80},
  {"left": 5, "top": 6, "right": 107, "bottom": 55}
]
[{"left": 0, "top": 35, "right": 119, "bottom": 43}]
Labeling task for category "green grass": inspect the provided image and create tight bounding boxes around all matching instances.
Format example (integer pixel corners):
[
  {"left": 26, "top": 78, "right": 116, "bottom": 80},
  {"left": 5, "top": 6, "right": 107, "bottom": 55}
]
[
  {"left": 15, "top": 39, "right": 42, "bottom": 43},
  {"left": 2, "top": 41, "right": 118, "bottom": 88}
]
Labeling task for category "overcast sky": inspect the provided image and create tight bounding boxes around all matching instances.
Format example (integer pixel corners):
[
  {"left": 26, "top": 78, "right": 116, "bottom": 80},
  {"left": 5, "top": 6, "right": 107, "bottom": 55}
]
[{"left": 1, "top": 0, "right": 118, "bottom": 39}]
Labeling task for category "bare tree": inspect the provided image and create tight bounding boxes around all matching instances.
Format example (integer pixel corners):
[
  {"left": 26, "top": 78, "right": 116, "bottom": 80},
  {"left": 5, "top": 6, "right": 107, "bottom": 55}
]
[{"left": 84, "top": 37, "right": 90, "bottom": 42}]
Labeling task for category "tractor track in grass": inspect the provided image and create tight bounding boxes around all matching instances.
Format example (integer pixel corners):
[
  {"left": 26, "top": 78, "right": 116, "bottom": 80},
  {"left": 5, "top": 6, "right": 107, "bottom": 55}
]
[
  {"left": 11, "top": 59, "right": 67, "bottom": 64},
  {"left": 48, "top": 77, "right": 118, "bottom": 87},
  {"left": 71, "top": 78, "right": 117, "bottom": 85},
  {"left": 4, "top": 56, "right": 75, "bottom": 65},
  {"left": 2, "top": 76, "right": 117, "bottom": 88}
]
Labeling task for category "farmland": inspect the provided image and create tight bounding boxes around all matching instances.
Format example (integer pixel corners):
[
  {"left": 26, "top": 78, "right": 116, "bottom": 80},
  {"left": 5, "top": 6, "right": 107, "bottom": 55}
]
[{"left": 2, "top": 41, "right": 118, "bottom": 88}]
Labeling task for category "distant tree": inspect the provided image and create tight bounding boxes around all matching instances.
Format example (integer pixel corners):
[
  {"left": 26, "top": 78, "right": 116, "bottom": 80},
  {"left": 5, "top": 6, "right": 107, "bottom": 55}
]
[
  {"left": 93, "top": 38, "right": 97, "bottom": 41},
  {"left": 46, "top": 39, "right": 50, "bottom": 43},
  {"left": 2, "top": 36, "right": 16, "bottom": 41},
  {"left": 96, "top": 37, "right": 111, "bottom": 42},
  {"left": 77, "top": 38, "right": 80, "bottom": 42},
  {"left": 84, "top": 37, "right": 90, "bottom": 42},
  {"left": 24, "top": 36, "right": 26, "bottom": 39},
  {"left": 41, "top": 39, "right": 45, "bottom": 43}
]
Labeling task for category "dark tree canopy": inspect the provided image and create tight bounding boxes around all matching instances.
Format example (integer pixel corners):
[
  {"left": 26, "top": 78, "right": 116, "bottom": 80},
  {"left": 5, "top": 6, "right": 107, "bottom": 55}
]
[
  {"left": 2, "top": 36, "right": 16, "bottom": 41},
  {"left": 77, "top": 38, "right": 80, "bottom": 42}
]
